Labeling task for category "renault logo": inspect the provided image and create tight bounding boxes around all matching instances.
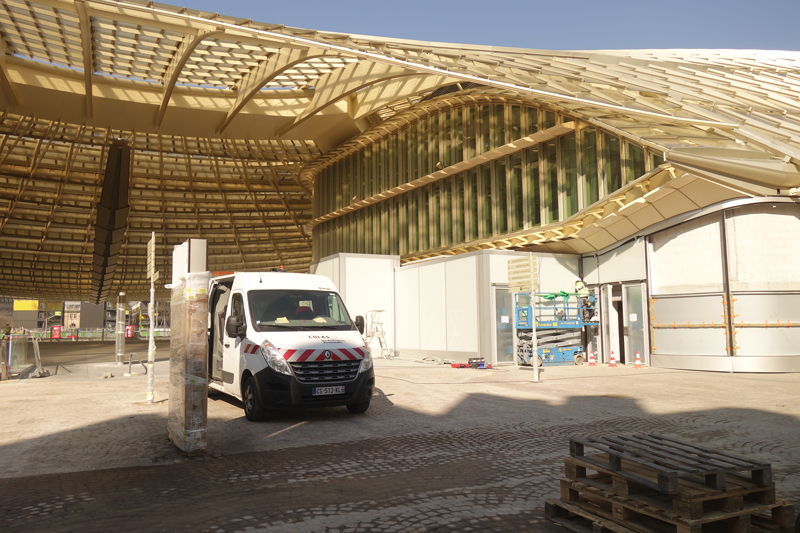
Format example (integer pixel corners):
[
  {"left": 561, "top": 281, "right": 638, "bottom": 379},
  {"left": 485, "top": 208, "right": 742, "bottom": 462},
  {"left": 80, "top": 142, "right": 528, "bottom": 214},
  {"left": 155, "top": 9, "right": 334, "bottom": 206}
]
[{"left": 323, "top": 350, "right": 332, "bottom": 360}]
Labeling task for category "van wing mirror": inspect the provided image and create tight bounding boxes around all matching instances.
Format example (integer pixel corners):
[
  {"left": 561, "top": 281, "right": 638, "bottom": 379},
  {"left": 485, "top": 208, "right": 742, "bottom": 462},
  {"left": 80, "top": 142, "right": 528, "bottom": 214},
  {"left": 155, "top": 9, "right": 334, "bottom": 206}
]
[
  {"left": 354, "top": 315, "right": 365, "bottom": 335},
  {"left": 225, "top": 315, "right": 244, "bottom": 337}
]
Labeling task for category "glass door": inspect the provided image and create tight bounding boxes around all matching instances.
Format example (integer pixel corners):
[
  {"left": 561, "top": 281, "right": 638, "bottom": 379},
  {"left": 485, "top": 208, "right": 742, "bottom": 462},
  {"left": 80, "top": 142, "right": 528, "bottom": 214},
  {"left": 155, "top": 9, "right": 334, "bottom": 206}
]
[
  {"left": 492, "top": 285, "right": 515, "bottom": 364},
  {"left": 622, "top": 283, "right": 647, "bottom": 365}
]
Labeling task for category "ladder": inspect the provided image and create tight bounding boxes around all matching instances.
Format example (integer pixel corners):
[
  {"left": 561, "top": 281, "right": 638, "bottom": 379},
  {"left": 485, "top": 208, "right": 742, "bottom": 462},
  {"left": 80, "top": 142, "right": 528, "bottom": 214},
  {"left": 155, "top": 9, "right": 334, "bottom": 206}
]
[{"left": 364, "top": 310, "right": 392, "bottom": 359}]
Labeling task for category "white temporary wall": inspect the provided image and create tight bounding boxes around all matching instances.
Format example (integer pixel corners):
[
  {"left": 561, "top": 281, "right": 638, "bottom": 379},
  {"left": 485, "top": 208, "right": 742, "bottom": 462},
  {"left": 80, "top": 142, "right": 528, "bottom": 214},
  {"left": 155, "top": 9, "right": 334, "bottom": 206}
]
[
  {"left": 419, "top": 262, "right": 448, "bottom": 352},
  {"left": 538, "top": 254, "right": 580, "bottom": 292},
  {"left": 649, "top": 214, "right": 724, "bottom": 295},
  {"left": 726, "top": 204, "right": 800, "bottom": 292},
  {"left": 445, "top": 257, "right": 479, "bottom": 353},
  {"left": 311, "top": 253, "right": 399, "bottom": 354}
]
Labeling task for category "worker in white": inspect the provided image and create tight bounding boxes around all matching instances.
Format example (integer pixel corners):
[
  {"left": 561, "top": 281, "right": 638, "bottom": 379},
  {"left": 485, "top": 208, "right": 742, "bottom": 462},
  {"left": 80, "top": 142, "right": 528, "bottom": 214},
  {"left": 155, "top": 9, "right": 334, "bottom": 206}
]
[{"left": 575, "top": 278, "right": 591, "bottom": 321}]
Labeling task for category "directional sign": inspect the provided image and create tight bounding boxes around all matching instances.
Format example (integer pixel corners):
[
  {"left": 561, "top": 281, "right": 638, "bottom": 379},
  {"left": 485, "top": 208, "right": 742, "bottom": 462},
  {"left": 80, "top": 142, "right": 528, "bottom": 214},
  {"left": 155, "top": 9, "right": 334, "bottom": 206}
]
[{"left": 147, "top": 232, "right": 156, "bottom": 280}]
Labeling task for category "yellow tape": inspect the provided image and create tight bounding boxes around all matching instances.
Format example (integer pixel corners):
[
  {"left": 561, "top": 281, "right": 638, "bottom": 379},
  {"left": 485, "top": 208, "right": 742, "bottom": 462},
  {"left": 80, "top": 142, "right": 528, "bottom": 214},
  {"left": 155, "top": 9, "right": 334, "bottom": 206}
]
[{"left": 184, "top": 288, "right": 207, "bottom": 301}]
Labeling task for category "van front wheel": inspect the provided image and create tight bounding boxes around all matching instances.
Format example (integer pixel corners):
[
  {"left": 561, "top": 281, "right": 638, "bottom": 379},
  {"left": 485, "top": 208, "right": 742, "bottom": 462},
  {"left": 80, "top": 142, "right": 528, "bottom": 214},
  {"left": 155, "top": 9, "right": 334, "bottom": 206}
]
[
  {"left": 243, "top": 376, "right": 268, "bottom": 422},
  {"left": 346, "top": 400, "right": 370, "bottom": 414}
]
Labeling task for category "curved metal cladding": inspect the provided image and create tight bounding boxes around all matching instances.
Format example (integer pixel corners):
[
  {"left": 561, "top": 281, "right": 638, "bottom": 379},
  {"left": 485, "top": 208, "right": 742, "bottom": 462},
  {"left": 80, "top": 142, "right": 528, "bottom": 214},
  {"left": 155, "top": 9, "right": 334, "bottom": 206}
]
[{"left": 647, "top": 201, "right": 800, "bottom": 373}]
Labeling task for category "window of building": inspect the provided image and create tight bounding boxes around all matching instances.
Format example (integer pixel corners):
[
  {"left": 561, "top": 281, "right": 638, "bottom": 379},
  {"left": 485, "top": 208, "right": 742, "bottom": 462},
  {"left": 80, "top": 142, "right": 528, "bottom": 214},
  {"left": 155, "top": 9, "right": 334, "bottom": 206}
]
[
  {"left": 465, "top": 106, "right": 477, "bottom": 159},
  {"left": 431, "top": 184, "right": 441, "bottom": 249},
  {"left": 480, "top": 105, "right": 491, "bottom": 154},
  {"left": 626, "top": 142, "right": 645, "bottom": 183},
  {"left": 543, "top": 110, "right": 556, "bottom": 130},
  {"left": 495, "top": 158, "right": 508, "bottom": 234},
  {"left": 603, "top": 132, "right": 622, "bottom": 195},
  {"left": 562, "top": 132, "right": 578, "bottom": 217},
  {"left": 526, "top": 107, "right": 539, "bottom": 136},
  {"left": 481, "top": 165, "right": 492, "bottom": 237},
  {"left": 468, "top": 168, "right": 479, "bottom": 240},
  {"left": 526, "top": 146, "right": 541, "bottom": 227},
  {"left": 510, "top": 152, "right": 523, "bottom": 231},
  {"left": 582, "top": 127, "right": 599, "bottom": 206},
  {"left": 543, "top": 140, "right": 559, "bottom": 223},
  {"left": 493, "top": 104, "right": 505, "bottom": 149},
  {"left": 453, "top": 108, "right": 464, "bottom": 164},
  {"left": 442, "top": 111, "right": 452, "bottom": 167}
]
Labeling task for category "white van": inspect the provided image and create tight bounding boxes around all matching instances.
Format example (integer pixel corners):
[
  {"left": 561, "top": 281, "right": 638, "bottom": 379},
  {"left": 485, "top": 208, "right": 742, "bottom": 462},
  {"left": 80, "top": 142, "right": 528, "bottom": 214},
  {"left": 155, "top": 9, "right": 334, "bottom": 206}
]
[{"left": 207, "top": 272, "right": 375, "bottom": 421}]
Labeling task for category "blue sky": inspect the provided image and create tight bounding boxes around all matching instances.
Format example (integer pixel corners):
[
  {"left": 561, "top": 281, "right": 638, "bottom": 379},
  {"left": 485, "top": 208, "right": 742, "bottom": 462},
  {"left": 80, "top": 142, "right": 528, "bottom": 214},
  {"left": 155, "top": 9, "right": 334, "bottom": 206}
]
[{"left": 180, "top": 0, "right": 800, "bottom": 51}]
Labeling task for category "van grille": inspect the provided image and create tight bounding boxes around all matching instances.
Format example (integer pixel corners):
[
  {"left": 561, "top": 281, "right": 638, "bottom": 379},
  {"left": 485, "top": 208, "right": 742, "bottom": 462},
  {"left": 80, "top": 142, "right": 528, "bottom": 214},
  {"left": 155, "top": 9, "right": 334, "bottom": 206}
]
[{"left": 290, "top": 360, "right": 361, "bottom": 383}]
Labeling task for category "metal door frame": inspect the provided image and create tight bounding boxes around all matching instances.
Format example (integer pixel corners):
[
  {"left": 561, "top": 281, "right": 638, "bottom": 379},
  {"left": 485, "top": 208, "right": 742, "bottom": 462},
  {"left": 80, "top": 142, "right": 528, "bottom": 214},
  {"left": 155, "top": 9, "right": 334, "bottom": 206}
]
[
  {"left": 490, "top": 283, "right": 515, "bottom": 366},
  {"left": 622, "top": 282, "right": 649, "bottom": 366}
]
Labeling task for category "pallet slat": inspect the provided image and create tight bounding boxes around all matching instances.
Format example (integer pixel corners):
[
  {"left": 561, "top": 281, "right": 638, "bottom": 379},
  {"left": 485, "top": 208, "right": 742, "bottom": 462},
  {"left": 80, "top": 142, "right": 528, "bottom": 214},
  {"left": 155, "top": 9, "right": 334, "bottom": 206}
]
[{"left": 570, "top": 434, "right": 774, "bottom": 494}]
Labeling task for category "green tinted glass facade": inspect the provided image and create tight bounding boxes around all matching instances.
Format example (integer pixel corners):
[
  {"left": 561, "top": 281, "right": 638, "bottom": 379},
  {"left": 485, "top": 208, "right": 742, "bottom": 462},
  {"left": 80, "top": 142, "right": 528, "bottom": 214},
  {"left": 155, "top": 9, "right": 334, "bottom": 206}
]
[{"left": 313, "top": 102, "right": 656, "bottom": 259}]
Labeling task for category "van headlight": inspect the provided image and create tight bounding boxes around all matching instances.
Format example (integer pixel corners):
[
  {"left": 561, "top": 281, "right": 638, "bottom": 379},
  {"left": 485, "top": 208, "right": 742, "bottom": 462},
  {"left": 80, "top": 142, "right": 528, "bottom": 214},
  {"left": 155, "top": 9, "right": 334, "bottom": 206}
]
[
  {"left": 359, "top": 345, "right": 373, "bottom": 374},
  {"left": 261, "top": 340, "right": 292, "bottom": 375}
]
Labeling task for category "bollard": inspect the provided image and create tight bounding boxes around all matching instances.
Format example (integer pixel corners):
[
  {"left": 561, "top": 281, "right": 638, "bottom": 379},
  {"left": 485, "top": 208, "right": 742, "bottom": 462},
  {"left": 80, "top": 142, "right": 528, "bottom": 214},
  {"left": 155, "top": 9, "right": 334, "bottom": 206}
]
[{"left": 532, "top": 354, "right": 542, "bottom": 383}]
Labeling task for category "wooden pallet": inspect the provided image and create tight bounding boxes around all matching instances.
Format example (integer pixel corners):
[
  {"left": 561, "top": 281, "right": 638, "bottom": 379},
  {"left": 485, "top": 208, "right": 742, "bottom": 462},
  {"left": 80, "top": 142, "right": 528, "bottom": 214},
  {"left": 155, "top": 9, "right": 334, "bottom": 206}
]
[
  {"left": 570, "top": 434, "right": 772, "bottom": 494},
  {"left": 565, "top": 455, "right": 777, "bottom": 520},
  {"left": 546, "top": 499, "right": 794, "bottom": 533},
  {"left": 558, "top": 478, "right": 794, "bottom": 533}
]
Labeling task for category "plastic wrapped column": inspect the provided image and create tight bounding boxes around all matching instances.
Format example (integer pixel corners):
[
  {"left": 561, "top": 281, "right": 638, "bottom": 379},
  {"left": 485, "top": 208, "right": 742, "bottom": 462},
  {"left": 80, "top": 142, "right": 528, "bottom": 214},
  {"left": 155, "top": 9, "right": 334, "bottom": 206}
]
[{"left": 167, "top": 271, "right": 211, "bottom": 452}]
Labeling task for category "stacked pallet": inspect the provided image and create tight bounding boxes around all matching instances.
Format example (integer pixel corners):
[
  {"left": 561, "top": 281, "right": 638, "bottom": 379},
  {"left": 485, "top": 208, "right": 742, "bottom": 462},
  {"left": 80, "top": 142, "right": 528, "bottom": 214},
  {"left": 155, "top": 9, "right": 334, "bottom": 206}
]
[{"left": 546, "top": 434, "right": 795, "bottom": 533}]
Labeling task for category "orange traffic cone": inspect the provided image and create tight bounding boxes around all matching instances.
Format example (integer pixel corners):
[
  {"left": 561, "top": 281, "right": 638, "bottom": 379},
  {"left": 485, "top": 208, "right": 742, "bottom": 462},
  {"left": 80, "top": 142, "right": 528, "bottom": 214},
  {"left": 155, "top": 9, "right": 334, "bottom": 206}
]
[
  {"left": 608, "top": 351, "right": 618, "bottom": 367},
  {"left": 588, "top": 350, "right": 597, "bottom": 366},
  {"left": 635, "top": 351, "right": 643, "bottom": 369}
]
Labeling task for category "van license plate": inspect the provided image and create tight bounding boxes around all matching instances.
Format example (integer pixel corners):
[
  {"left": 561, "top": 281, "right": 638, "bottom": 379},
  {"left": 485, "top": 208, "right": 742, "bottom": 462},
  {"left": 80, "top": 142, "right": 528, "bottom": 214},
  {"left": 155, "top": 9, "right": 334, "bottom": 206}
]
[{"left": 313, "top": 386, "right": 344, "bottom": 396}]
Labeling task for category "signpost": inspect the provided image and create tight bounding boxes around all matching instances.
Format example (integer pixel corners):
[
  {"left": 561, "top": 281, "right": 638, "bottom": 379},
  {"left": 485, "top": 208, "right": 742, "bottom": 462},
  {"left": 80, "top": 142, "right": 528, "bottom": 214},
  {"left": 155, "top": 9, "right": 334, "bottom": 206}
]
[{"left": 146, "top": 232, "right": 159, "bottom": 404}]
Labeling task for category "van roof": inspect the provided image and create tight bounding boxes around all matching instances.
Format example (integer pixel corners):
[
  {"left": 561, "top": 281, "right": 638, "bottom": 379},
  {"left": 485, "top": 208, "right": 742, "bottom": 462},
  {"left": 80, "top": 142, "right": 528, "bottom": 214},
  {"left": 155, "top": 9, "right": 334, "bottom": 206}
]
[{"left": 213, "top": 272, "right": 339, "bottom": 292}]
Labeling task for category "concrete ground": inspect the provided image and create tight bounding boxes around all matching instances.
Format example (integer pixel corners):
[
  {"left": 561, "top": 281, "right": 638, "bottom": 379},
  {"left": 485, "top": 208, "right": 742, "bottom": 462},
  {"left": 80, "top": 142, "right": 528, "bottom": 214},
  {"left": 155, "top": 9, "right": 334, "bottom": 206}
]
[{"left": 1, "top": 340, "right": 799, "bottom": 532}]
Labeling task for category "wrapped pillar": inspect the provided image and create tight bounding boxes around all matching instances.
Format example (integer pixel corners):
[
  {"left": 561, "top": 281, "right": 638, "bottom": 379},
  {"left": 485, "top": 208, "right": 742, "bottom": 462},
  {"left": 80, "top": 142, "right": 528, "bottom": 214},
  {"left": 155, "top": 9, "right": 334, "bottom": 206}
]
[{"left": 167, "top": 239, "right": 210, "bottom": 453}]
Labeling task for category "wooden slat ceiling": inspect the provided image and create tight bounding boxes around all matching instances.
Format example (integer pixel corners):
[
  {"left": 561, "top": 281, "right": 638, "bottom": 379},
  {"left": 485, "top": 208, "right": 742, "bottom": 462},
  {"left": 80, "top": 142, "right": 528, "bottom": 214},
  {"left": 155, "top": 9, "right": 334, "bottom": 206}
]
[{"left": 0, "top": 0, "right": 798, "bottom": 300}]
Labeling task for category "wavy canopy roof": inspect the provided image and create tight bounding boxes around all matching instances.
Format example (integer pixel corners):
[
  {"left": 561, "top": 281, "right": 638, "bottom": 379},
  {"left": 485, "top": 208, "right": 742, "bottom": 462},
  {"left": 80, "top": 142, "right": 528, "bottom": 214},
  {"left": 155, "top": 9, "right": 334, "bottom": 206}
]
[{"left": 0, "top": 0, "right": 798, "bottom": 300}]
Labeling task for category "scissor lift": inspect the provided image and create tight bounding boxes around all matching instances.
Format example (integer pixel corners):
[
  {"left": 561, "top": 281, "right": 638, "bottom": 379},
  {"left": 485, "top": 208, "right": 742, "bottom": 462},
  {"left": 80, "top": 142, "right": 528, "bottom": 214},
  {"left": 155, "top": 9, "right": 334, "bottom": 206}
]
[{"left": 515, "top": 291, "right": 597, "bottom": 366}]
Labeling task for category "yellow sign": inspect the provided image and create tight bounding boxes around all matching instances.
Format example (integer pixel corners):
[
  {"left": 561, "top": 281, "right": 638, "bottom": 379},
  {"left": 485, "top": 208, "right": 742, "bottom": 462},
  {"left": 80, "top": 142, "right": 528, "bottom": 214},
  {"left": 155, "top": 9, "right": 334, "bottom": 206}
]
[{"left": 13, "top": 300, "right": 38, "bottom": 311}]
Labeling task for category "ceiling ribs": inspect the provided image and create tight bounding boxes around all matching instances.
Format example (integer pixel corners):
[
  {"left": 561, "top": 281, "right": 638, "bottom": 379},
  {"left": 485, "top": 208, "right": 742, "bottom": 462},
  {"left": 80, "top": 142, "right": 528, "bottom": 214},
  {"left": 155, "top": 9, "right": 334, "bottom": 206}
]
[
  {"left": 74, "top": 0, "right": 94, "bottom": 118},
  {"left": 202, "top": 137, "right": 248, "bottom": 268},
  {"left": 30, "top": 124, "right": 85, "bottom": 291},
  {"left": 222, "top": 139, "right": 286, "bottom": 263},
  {"left": 275, "top": 62, "right": 418, "bottom": 137},
  {"left": 156, "top": 26, "right": 226, "bottom": 128},
  {"left": 217, "top": 47, "right": 334, "bottom": 134},
  {"left": 0, "top": 39, "right": 19, "bottom": 105},
  {"left": 0, "top": 119, "right": 58, "bottom": 235}
]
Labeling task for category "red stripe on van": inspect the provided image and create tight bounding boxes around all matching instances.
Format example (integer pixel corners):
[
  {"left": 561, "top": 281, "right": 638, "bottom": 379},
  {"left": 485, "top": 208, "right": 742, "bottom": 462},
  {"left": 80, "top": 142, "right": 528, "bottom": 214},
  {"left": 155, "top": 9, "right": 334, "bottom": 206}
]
[
  {"left": 339, "top": 349, "right": 356, "bottom": 360},
  {"left": 353, "top": 347, "right": 365, "bottom": 357},
  {"left": 298, "top": 349, "right": 316, "bottom": 362},
  {"left": 282, "top": 349, "right": 296, "bottom": 361}
]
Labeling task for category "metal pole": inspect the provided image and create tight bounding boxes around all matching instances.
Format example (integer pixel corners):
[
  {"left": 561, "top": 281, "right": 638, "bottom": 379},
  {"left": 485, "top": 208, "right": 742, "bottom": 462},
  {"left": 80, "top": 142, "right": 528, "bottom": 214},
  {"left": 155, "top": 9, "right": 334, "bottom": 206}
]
[
  {"left": 115, "top": 292, "right": 126, "bottom": 365},
  {"left": 146, "top": 282, "right": 156, "bottom": 404}
]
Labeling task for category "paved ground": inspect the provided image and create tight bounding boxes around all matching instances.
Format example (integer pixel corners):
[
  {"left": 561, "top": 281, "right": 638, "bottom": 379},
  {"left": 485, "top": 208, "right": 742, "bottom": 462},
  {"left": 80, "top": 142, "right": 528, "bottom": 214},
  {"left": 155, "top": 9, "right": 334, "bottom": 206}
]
[{"left": 1, "top": 341, "right": 799, "bottom": 532}]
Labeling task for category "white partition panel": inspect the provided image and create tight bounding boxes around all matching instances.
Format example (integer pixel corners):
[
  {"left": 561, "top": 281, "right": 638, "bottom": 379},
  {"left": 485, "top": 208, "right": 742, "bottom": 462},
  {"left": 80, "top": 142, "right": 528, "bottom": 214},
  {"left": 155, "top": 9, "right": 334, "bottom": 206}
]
[
  {"left": 649, "top": 214, "right": 723, "bottom": 295},
  {"left": 445, "top": 256, "right": 478, "bottom": 353},
  {"left": 312, "top": 253, "right": 398, "bottom": 354},
  {"left": 419, "top": 263, "right": 448, "bottom": 351},
  {"left": 598, "top": 238, "right": 646, "bottom": 283},
  {"left": 310, "top": 255, "right": 340, "bottom": 290},
  {"left": 726, "top": 204, "right": 800, "bottom": 292},
  {"left": 395, "top": 267, "right": 420, "bottom": 351},
  {"left": 343, "top": 255, "right": 397, "bottom": 351},
  {"left": 538, "top": 254, "right": 580, "bottom": 293}
]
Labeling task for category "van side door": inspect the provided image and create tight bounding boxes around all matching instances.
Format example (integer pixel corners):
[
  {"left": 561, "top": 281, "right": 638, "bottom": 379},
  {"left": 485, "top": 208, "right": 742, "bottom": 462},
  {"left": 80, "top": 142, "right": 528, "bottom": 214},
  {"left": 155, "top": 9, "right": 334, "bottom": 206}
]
[{"left": 223, "top": 292, "right": 247, "bottom": 398}]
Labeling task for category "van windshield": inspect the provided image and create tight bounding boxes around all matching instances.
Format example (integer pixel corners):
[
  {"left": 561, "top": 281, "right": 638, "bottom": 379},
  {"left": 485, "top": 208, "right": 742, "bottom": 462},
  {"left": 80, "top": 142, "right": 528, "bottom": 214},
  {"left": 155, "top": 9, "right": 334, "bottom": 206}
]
[{"left": 248, "top": 290, "right": 356, "bottom": 332}]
